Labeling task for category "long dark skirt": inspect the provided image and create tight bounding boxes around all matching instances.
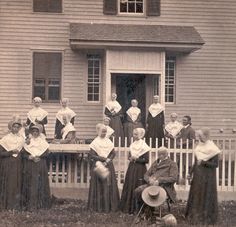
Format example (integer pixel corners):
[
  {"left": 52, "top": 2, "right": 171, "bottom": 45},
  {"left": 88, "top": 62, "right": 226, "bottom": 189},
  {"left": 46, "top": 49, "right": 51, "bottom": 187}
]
[
  {"left": 185, "top": 157, "right": 218, "bottom": 225},
  {"left": 21, "top": 159, "right": 51, "bottom": 210},
  {"left": 120, "top": 162, "right": 147, "bottom": 214},
  {"left": 88, "top": 162, "right": 120, "bottom": 213},
  {"left": 0, "top": 155, "right": 22, "bottom": 210}
]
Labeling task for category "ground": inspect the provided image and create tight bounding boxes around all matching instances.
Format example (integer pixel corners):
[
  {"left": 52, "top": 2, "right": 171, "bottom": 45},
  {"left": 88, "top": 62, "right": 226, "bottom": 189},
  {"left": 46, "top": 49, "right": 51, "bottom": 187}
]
[{"left": 0, "top": 199, "right": 236, "bottom": 227}]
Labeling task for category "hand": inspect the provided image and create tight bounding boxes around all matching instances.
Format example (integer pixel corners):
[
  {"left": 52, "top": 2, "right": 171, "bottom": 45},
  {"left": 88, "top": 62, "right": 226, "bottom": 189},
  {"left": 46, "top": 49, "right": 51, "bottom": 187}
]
[
  {"left": 106, "top": 158, "right": 111, "bottom": 164},
  {"left": 197, "top": 160, "right": 202, "bottom": 165},
  {"left": 33, "top": 156, "right": 41, "bottom": 162},
  {"left": 153, "top": 180, "right": 159, "bottom": 186},
  {"left": 29, "top": 155, "right": 34, "bottom": 160},
  {"left": 149, "top": 177, "right": 156, "bottom": 185}
]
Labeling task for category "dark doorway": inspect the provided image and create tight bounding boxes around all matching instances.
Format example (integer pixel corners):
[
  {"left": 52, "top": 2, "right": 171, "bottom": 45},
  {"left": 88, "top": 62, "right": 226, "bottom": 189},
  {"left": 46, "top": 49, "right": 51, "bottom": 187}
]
[{"left": 115, "top": 74, "right": 146, "bottom": 125}]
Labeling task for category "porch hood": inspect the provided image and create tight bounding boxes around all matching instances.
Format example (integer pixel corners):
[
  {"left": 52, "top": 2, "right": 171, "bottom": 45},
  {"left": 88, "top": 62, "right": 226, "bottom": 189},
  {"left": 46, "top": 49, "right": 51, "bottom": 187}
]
[{"left": 70, "top": 23, "right": 205, "bottom": 53}]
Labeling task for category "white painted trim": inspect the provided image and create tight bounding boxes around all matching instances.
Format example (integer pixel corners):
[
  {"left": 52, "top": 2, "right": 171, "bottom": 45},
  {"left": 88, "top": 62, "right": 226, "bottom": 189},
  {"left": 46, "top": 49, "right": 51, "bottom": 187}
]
[
  {"left": 160, "top": 51, "right": 166, "bottom": 108},
  {"left": 118, "top": 0, "right": 145, "bottom": 16}
]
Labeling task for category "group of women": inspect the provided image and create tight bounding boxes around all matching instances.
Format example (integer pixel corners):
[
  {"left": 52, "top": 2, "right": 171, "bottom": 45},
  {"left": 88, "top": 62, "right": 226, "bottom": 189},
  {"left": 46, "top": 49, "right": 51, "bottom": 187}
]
[{"left": 88, "top": 124, "right": 151, "bottom": 214}]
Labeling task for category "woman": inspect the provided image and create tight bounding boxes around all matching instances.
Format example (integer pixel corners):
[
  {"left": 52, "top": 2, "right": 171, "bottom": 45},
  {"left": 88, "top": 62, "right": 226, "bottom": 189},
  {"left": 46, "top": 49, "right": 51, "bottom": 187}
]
[
  {"left": 104, "top": 93, "right": 124, "bottom": 145},
  {"left": 103, "top": 117, "right": 114, "bottom": 140},
  {"left": 21, "top": 125, "right": 51, "bottom": 210},
  {"left": 124, "top": 99, "right": 143, "bottom": 146},
  {"left": 26, "top": 97, "right": 48, "bottom": 135},
  {"left": 60, "top": 121, "right": 77, "bottom": 144},
  {"left": 146, "top": 95, "right": 165, "bottom": 148},
  {"left": 165, "top": 113, "right": 183, "bottom": 148},
  {"left": 0, "top": 117, "right": 25, "bottom": 210},
  {"left": 88, "top": 124, "right": 120, "bottom": 213},
  {"left": 120, "top": 128, "right": 150, "bottom": 214},
  {"left": 185, "top": 127, "right": 221, "bottom": 225},
  {"left": 55, "top": 98, "right": 76, "bottom": 139}
]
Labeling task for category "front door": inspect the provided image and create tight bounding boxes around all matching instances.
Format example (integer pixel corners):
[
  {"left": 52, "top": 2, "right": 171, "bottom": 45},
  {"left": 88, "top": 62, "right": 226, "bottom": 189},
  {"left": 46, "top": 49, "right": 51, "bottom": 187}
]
[{"left": 115, "top": 74, "right": 146, "bottom": 125}]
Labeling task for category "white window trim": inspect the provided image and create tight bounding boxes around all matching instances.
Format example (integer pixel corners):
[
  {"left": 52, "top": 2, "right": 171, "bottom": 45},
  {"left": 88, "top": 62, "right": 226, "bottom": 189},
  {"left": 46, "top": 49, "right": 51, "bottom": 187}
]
[
  {"left": 118, "top": 0, "right": 145, "bottom": 16},
  {"left": 86, "top": 56, "right": 102, "bottom": 104}
]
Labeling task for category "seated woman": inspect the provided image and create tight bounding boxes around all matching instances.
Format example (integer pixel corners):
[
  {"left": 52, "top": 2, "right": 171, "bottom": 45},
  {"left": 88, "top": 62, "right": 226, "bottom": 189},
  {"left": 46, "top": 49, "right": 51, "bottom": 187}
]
[
  {"left": 0, "top": 117, "right": 25, "bottom": 210},
  {"left": 88, "top": 124, "right": 120, "bottom": 213},
  {"left": 124, "top": 99, "right": 143, "bottom": 146},
  {"left": 55, "top": 98, "right": 76, "bottom": 139},
  {"left": 60, "top": 121, "right": 77, "bottom": 144},
  {"left": 21, "top": 125, "right": 51, "bottom": 210},
  {"left": 26, "top": 97, "right": 48, "bottom": 136},
  {"left": 120, "top": 128, "right": 150, "bottom": 214}
]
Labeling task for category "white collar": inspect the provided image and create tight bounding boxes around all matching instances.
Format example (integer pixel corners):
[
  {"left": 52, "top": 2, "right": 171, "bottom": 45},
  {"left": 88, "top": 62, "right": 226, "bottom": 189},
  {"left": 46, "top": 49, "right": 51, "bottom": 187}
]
[
  {"left": 127, "top": 107, "right": 141, "bottom": 122},
  {"left": 56, "top": 107, "right": 76, "bottom": 124},
  {"left": 27, "top": 107, "right": 48, "bottom": 124},
  {"left": 148, "top": 103, "right": 164, "bottom": 118},
  {"left": 105, "top": 100, "right": 122, "bottom": 113},
  {"left": 130, "top": 139, "right": 150, "bottom": 158}
]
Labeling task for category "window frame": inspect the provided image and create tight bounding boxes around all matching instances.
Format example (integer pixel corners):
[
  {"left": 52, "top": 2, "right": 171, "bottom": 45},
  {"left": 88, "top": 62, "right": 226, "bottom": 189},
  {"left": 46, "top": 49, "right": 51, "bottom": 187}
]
[
  {"left": 32, "top": 0, "right": 63, "bottom": 14},
  {"left": 118, "top": 0, "right": 145, "bottom": 16},
  {"left": 32, "top": 51, "right": 63, "bottom": 103},
  {"left": 165, "top": 56, "right": 176, "bottom": 104},
  {"left": 86, "top": 55, "right": 102, "bottom": 103}
]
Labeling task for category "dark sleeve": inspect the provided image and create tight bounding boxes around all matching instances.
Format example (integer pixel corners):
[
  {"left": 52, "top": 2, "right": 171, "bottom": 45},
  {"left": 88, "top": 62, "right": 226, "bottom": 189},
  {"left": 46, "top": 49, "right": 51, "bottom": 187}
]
[
  {"left": 107, "top": 149, "right": 116, "bottom": 160},
  {"left": 26, "top": 118, "right": 31, "bottom": 125},
  {"left": 21, "top": 149, "right": 30, "bottom": 159},
  {"left": 126, "top": 114, "right": 133, "bottom": 123},
  {"left": 160, "top": 111, "right": 165, "bottom": 125},
  {"left": 158, "top": 162, "right": 178, "bottom": 184},
  {"left": 146, "top": 112, "right": 152, "bottom": 125},
  {"left": 42, "top": 116, "right": 48, "bottom": 125},
  {"left": 144, "top": 162, "right": 155, "bottom": 183},
  {"left": 201, "top": 155, "right": 219, "bottom": 168},
  {"left": 104, "top": 107, "right": 113, "bottom": 117},
  {"left": 70, "top": 117, "right": 75, "bottom": 125},
  {"left": 89, "top": 149, "right": 106, "bottom": 162},
  {"left": 189, "top": 128, "right": 196, "bottom": 140},
  {"left": 0, "top": 145, "right": 12, "bottom": 157},
  {"left": 135, "top": 152, "right": 149, "bottom": 164},
  {"left": 135, "top": 113, "right": 142, "bottom": 123},
  {"left": 40, "top": 149, "right": 50, "bottom": 158},
  {"left": 55, "top": 119, "right": 60, "bottom": 135}
]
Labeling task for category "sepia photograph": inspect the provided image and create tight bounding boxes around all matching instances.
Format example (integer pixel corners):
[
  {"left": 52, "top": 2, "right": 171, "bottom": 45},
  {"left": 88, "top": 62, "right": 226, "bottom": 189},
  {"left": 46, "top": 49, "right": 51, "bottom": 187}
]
[{"left": 0, "top": 0, "right": 236, "bottom": 226}]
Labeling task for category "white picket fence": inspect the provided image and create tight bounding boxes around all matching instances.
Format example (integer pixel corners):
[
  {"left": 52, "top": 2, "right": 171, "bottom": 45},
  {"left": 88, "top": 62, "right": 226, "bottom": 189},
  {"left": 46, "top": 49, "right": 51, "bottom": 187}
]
[{"left": 48, "top": 138, "right": 236, "bottom": 192}]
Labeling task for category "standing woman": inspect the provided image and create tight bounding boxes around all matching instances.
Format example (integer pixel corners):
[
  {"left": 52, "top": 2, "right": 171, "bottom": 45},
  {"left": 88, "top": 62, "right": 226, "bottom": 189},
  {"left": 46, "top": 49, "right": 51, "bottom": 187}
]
[
  {"left": 88, "top": 124, "right": 120, "bottom": 213},
  {"left": 104, "top": 93, "right": 124, "bottom": 145},
  {"left": 185, "top": 127, "right": 221, "bottom": 225},
  {"left": 21, "top": 125, "right": 51, "bottom": 210},
  {"left": 0, "top": 117, "right": 25, "bottom": 210},
  {"left": 120, "top": 128, "right": 150, "bottom": 214},
  {"left": 124, "top": 99, "right": 143, "bottom": 146},
  {"left": 55, "top": 98, "right": 76, "bottom": 139},
  {"left": 26, "top": 97, "right": 48, "bottom": 136},
  {"left": 146, "top": 95, "right": 165, "bottom": 147}
]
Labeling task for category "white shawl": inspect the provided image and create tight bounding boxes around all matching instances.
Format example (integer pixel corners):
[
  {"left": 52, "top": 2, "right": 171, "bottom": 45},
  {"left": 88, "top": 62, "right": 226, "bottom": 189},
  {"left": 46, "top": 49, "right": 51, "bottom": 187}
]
[
  {"left": 27, "top": 107, "right": 48, "bottom": 124},
  {"left": 127, "top": 107, "right": 141, "bottom": 122},
  {"left": 130, "top": 139, "right": 150, "bottom": 159},
  {"left": 105, "top": 100, "right": 122, "bottom": 113},
  {"left": 0, "top": 133, "right": 25, "bottom": 157},
  {"left": 194, "top": 140, "right": 221, "bottom": 161},
  {"left": 56, "top": 107, "right": 76, "bottom": 124},
  {"left": 62, "top": 123, "right": 76, "bottom": 140},
  {"left": 89, "top": 136, "right": 114, "bottom": 158},
  {"left": 165, "top": 121, "right": 183, "bottom": 137},
  {"left": 148, "top": 103, "right": 164, "bottom": 118}
]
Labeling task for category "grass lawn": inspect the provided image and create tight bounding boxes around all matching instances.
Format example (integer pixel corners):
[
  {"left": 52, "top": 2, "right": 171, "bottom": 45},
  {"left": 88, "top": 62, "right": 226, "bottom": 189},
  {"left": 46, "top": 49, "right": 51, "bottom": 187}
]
[{"left": 0, "top": 199, "right": 236, "bottom": 227}]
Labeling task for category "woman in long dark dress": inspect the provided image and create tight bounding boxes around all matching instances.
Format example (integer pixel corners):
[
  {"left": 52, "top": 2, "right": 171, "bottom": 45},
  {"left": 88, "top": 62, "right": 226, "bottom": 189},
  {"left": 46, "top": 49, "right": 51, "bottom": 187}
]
[
  {"left": 54, "top": 98, "right": 76, "bottom": 139},
  {"left": 0, "top": 117, "right": 25, "bottom": 210},
  {"left": 146, "top": 95, "right": 165, "bottom": 147},
  {"left": 120, "top": 128, "right": 150, "bottom": 214},
  {"left": 185, "top": 128, "right": 221, "bottom": 225},
  {"left": 104, "top": 93, "right": 124, "bottom": 146},
  {"left": 88, "top": 124, "right": 120, "bottom": 213},
  {"left": 21, "top": 125, "right": 51, "bottom": 210},
  {"left": 26, "top": 97, "right": 48, "bottom": 136},
  {"left": 124, "top": 99, "right": 143, "bottom": 146}
]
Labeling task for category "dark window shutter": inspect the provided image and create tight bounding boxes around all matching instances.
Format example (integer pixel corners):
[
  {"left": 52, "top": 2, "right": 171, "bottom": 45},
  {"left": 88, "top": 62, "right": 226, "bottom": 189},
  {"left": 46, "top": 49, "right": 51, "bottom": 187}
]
[
  {"left": 33, "top": 0, "right": 48, "bottom": 12},
  {"left": 103, "top": 0, "right": 117, "bottom": 15},
  {"left": 146, "top": 0, "right": 161, "bottom": 16},
  {"left": 48, "top": 0, "right": 63, "bottom": 13}
]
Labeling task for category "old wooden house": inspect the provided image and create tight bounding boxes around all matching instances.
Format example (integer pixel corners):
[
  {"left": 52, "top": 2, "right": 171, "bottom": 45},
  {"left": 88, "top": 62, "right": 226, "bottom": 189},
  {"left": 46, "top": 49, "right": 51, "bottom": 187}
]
[{"left": 0, "top": 0, "right": 235, "bottom": 140}]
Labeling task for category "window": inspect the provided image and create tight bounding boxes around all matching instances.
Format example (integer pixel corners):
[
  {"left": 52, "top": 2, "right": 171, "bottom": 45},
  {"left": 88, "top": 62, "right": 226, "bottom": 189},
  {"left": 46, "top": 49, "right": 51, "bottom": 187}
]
[
  {"left": 119, "top": 0, "right": 144, "bottom": 14},
  {"left": 165, "top": 57, "right": 176, "bottom": 103},
  {"left": 33, "top": 52, "right": 62, "bottom": 102},
  {"left": 87, "top": 55, "right": 101, "bottom": 102},
  {"left": 33, "top": 0, "right": 62, "bottom": 13}
]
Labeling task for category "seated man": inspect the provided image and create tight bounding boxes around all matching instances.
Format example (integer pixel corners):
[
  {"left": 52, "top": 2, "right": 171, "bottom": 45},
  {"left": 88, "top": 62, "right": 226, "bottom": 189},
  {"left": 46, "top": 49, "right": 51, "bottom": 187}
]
[{"left": 135, "top": 146, "right": 178, "bottom": 212}]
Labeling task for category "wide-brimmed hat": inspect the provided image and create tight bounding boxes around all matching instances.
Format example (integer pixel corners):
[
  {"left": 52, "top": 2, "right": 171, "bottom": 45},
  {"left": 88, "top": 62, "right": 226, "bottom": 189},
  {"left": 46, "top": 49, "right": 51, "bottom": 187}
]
[
  {"left": 30, "top": 124, "right": 43, "bottom": 134},
  {"left": 8, "top": 117, "right": 22, "bottom": 130},
  {"left": 142, "top": 186, "right": 167, "bottom": 207}
]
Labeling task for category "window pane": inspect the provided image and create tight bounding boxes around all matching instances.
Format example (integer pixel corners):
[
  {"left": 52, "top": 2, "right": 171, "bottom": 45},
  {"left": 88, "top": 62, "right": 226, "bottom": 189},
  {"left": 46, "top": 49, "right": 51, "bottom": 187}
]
[
  {"left": 93, "top": 94, "right": 99, "bottom": 101},
  {"left": 48, "top": 0, "right": 62, "bottom": 13},
  {"left": 120, "top": 2, "right": 128, "bottom": 12},
  {"left": 48, "top": 79, "right": 60, "bottom": 100},
  {"left": 128, "top": 2, "right": 135, "bottom": 12},
  {"left": 33, "top": 0, "right": 62, "bottom": 13},
  {"left": 136, "top": 3, "right": 143, "bottom": 13}
]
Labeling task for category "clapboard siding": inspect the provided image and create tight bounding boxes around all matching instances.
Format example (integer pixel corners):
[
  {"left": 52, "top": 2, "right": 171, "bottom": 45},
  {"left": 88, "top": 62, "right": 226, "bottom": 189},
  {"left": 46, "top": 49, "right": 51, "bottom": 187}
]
[{"left": 0, "top": 0, "right": 236, "bottom": 139}]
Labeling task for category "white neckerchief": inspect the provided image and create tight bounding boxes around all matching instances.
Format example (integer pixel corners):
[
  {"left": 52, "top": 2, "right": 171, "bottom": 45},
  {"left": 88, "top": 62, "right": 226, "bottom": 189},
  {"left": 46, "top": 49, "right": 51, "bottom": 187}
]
[
  {"left": 62, "top": 123, "right": 76, "bottom": 140},
  {"left": 194, "top": 140, "right": 221, "bottom": 161},
  {"left": 27, "top": 107, "right": 48, "bottom": 124},
  {"left": 130, "top": 139, "right": 150, "bottom": 159},
  {"left": 105, "top": 125, "right": 114, "bottom": 139},
  {"left": 0, "top": 133, "right": 25, "bottom": 157},
  {"left": 89, "top": 136, "right": 114, "bottom": 158},
  {"left": 127, "top": 107, "right": 141, "bottom": 122},
  {"left": 56, "top": 107, "right": 76, "bottom": 125},
  {"left": 24, "top": 135, "right": 49, "bottom": 157},
  {"left": 105, "top": 100, "right": 122, "bottom": 113},
  {"left": 148, "top": 103, "right": 164, "bottom": 118},
  {"left": 165, "top": 121, "right": 183, "bottom": 137}
]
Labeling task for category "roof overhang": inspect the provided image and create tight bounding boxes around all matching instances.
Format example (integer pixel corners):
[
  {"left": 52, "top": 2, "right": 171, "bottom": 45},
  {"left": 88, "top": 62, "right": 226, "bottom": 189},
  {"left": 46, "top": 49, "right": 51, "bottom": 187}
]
[{"left": 70, "top": 23, "right": 205, "bottom": 53}]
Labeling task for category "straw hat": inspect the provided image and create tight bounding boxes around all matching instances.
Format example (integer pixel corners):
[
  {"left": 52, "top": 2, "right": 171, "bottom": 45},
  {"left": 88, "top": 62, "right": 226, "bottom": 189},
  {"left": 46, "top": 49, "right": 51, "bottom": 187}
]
[
  {"left": 162, "top": 214, "right": 177, "bottom": 226},
  {"left": 94, "top": 161, "right": 110, "bottom": 180},
  {"left": 8, "top": 116, "right": 22, "bottom": 130},
  {"left": 142, "top": 186, "right": 167, "bottom": 207}
]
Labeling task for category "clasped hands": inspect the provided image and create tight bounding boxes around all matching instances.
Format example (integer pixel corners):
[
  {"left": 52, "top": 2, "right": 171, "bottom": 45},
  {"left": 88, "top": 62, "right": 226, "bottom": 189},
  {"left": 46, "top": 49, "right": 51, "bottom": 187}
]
[{"left": 148, "top": 176, "right": 159, "bottom": 186}]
